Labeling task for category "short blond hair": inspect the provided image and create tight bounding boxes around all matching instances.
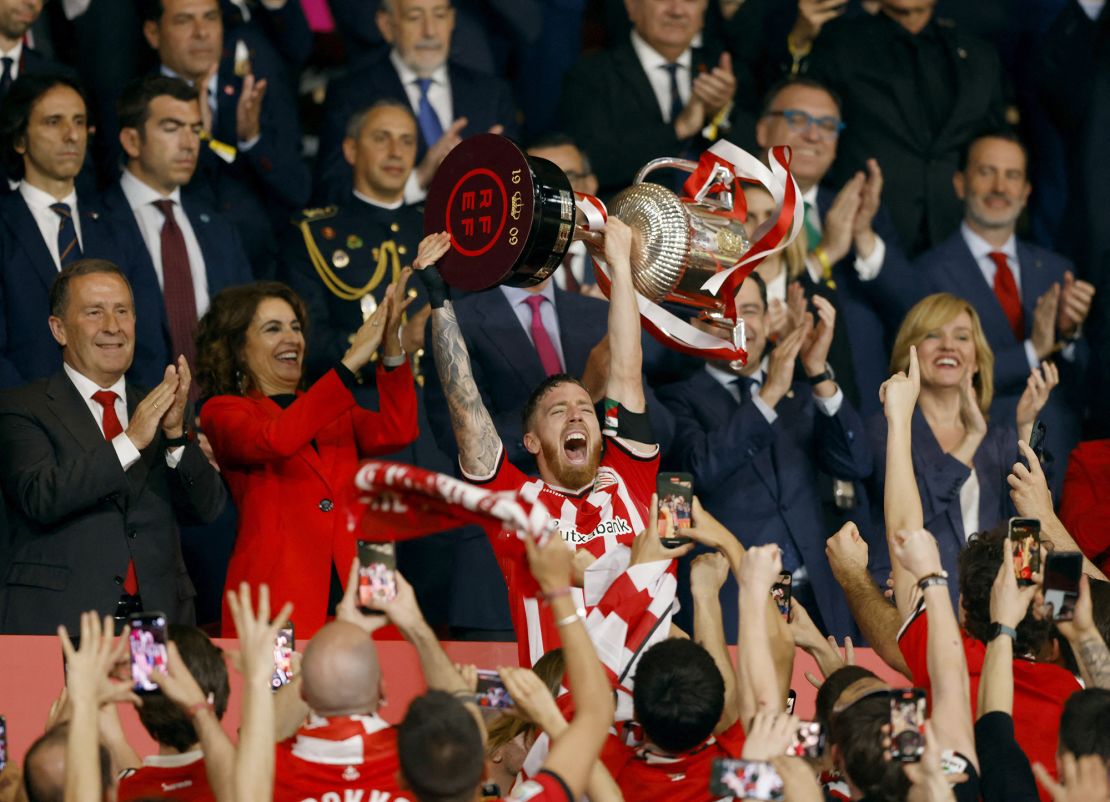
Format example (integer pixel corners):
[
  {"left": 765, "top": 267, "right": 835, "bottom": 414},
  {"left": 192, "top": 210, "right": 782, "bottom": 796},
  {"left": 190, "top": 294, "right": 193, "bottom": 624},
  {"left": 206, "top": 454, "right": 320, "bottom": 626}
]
[{"left": 889, "top": 292, "right": 995, "bottom": 413}]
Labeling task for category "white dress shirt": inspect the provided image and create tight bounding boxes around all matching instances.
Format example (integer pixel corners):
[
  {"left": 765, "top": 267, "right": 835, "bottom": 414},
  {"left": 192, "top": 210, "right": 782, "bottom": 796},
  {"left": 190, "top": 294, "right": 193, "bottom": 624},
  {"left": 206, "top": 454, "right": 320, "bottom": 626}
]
[
  {"left": 629, "top": 30, "right": 691, "bottom": 123},
  {"left": 120, "top": 170, "right": 211, "bottom": 317},
  {"left": 19, "top": 181, "right": 83, "bottom": 270},
  {"left": 501, "top": 282, "right": 566, "bottom": 370},
  {"left": 1, "top": 40, "right": 23, "bottom": 81},
  {"left": 704, "top": 362, "right": 844, "bottom": 424},
  {"left": 802, "top": 185, "right": 885, "bottom": 283},
  {"left": 958, "top": 468, "right": 980, "bottom": 544},
  {"left": 553, "top": 241, "right": 591, "bottom": 291},
  {"left": 391, "top": 50, "right": 453, "bottom": 205},
  {"left": 63, "top": 363, "right": 184, "bottom": 470}
]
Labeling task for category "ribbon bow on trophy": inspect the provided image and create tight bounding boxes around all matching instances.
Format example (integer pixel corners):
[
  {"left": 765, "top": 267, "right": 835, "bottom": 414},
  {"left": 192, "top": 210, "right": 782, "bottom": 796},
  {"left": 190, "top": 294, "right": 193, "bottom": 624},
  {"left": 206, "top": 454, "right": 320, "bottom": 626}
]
[{"left": 422, "top": 135, "right": 804, "bottom": 367}]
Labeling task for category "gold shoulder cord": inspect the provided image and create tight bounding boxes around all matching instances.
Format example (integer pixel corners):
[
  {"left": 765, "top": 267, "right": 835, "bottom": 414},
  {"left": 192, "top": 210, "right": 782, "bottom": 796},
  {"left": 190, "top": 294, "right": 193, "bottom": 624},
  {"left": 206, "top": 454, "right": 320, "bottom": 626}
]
[{"left": 299, "top": 219, "right": 400, "bottom": 301}]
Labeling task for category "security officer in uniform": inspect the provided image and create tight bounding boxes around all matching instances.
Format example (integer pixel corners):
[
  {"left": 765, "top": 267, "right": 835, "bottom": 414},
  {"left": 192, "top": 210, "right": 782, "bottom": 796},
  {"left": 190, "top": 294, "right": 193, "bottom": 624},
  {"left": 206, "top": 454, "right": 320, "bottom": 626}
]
[{"left": 280, "top": 98, "right": 452, "bottom": 620}]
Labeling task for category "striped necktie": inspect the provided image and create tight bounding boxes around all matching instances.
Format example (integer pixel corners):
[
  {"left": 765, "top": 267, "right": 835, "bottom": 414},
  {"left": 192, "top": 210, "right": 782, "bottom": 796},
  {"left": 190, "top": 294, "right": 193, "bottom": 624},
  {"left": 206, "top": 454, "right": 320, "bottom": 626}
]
[{"left": 51, "top": 202, "right": 82, "bottom": 267}]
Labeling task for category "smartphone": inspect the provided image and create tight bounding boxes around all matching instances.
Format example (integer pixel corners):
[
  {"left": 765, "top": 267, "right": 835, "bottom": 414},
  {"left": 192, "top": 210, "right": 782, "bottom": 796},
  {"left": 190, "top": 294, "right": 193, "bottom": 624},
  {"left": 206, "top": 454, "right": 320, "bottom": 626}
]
[
  {"left": 1028, "top": 420, "right": 1047, "bottom": 460},
  {"left": 128, "top": 612, "right": 169, "bottom": 694},
  {"left": 271, "top": 623, "right": 295, "bottom": 690},
  {"left": 1043, "top": 552, "right": 1083, "bottom": 621},
  {"left": 1008, "top": 518, "right": 1041, "bottom": 586},
  {"left": 709, "top": 759, "right": 784, "bottom": 801},
  {"left": 889, "top": 689, "right": 926, "bottom": 762},
  {"left": 657, "top": 472, "right": 694, "bottom": 547},
  {"left": 771, "top": 572, "right": 792, "bottom": 620},
  {"left": 474, "top": 669, "right": 514, "bottom": 709},
  {"left": 940, "top": 751, "right": 969, "bottom": 777},
  {"left": 785, "top": 689, "right": 796, "bottom": 715},
  {"left": 357, "top": 540, "right": 397, "bottom": 609},
  {"left": 0, "top": 715, "right": 7, "bottom": 772},
  {"left": 785, "top": 721, "right": 825, "bottom": 759}
]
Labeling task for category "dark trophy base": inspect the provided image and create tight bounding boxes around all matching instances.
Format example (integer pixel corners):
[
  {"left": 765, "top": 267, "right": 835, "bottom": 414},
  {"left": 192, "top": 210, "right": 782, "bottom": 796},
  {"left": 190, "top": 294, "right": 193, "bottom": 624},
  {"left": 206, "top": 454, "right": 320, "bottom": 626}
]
[{"left": 423, "top": 133, "right": 576, "bottom": 291}]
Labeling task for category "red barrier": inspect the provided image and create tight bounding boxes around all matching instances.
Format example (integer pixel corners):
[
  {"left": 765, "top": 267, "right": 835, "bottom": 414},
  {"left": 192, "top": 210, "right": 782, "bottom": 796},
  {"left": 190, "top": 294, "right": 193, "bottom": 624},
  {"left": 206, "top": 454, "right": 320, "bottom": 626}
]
[{"left": 0, "top": 635, "right": 907, "bottom": 765}]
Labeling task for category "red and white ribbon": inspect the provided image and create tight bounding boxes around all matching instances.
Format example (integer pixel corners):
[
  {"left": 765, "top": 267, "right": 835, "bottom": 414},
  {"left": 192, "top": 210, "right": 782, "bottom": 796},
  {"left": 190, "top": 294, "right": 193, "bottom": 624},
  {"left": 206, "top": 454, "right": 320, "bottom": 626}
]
[
  {"left": 574, "top": 192, "right": 607, "bottom": 232},
  {"left": 583, "top": 141, "right": 804, "bottom": 361}
]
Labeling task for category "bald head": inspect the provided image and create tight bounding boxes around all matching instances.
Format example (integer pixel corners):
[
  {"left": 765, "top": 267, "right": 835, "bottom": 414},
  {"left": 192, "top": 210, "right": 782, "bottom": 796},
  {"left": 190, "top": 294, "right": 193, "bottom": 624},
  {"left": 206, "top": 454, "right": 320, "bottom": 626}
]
[
  {"left": 24, "top": 726, "right": 115, "bottom": 802},
  {"left": 300, "top": 622, "right": 382, "bottom": 716}
]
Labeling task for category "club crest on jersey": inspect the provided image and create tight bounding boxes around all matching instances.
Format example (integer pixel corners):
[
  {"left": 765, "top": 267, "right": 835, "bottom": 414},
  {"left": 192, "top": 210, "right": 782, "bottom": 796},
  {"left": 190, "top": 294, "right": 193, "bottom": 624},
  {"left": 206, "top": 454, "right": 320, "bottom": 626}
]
[{"left": 592, "top": 466, "right": 618, "bottom": 491}]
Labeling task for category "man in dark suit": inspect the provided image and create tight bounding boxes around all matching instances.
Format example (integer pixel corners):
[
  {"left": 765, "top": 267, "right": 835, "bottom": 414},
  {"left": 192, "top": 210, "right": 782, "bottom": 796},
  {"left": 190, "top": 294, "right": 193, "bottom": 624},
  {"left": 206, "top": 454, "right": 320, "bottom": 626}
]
[
  {"left": 658, "top": 273, "right": 873, "bottom": 639},
  {"left": 315, "top": 0, "right": 518, "bottom": 205},
  {"left": 0, "top": 72, "right": 163, "bottom": 390},
  {"left": 0, "top": 260, "right": 225, "bottom": 634},
  {"left": 422, "top": 279, "right": 676, "bottom": 639},
  {"left": 132, "top": 0, "right": 310, "bottom": 276},
  {"left": 807, "top": 1, "right": 1007, "bottom": 256},
  {"left": 0, "top": 0, "right": 59, "bottom": 101},
  {"left": 916, "top": 132, "right": 1095, "bottom": 489},
  {"left": 103, "top": 75, "right": 252, "bottom": 376},
  {"left": 555, "top": 0, "right": 742, "bottom": 198}
]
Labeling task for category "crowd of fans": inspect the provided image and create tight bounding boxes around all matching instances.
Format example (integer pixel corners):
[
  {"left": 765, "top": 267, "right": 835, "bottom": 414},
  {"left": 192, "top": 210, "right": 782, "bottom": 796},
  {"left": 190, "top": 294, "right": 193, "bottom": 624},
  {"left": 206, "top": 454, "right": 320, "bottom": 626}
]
[{"left": 1, "top": 0, "right": 1110, "bottom": 800}]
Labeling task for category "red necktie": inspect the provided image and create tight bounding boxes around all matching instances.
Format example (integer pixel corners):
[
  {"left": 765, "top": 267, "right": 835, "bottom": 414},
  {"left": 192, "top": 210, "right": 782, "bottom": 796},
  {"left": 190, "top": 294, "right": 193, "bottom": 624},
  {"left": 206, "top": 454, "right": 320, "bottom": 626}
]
[
  {"left": 989, "top": 251, "right": 1024, "bottom": 342},
  {"left": 524, "top": 295, "right": 563, "bottom": 376},
  {"left": 92, "top": 390, "right": 139, "bottom": 595},
  {"left": 153, "top": 200, "right": 198, "bottom": 385}
]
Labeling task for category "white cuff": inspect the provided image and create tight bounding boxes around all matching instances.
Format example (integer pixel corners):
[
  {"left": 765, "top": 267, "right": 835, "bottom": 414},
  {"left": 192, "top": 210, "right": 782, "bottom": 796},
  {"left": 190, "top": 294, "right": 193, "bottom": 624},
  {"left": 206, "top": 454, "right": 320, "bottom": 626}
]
[
  {"left": 1060, "top": 341, "right": 1077, "bottom": 362},
  {"left": 237, "top": 134, "right": 261, "bottom": 152},
  {"left": 752, "top": 393, "right": 778, "bottom": 425},
  {"left": 382, "top": 352, "right": 407, "bottom": 368},
  {"left": 1023, "top": 340, "right": 1040, "bottom": 370},
  {"left": 403, "top": 171, "right": 427, "bottom": 205},
  {"left": 853, "top": 235, "right": 885, "bottom": 281},
  {"left": 813, "top": 386, "right": 844, "bottom": 416},
  {"left": 114, "top": 433, "right": 142, "bottom": 471},
  {"left": 164, "top": 446, "right": 185, "bottom": 469}
]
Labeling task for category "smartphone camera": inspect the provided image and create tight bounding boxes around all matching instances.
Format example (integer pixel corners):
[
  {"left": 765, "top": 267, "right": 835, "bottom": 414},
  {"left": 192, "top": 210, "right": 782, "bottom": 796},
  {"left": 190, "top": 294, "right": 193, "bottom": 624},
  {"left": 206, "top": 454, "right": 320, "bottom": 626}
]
[
  {"left": 128, "top": 612, "right": 169, "bottom": 694},
  {"left": 785, "top": 721, "right": 826, "bottom": 759},
  {"left": 271, "top": 624, "right": 295, "bottom": 690},
  {"left": 771, "top": 572, "right": 792, "bottom": 620},
  {"left": 657, "top": 472, "right": 693, "bottom": 547},
  {"left": 889, "top": 689, "right": 926, "bottom": 762},
  {"left": 1008, "top": 518, "right": 1042, "bottom": 586},
  {"left": 474, "top": 669, "right": 514, "bottom": 709},
  {"left": 710, "top": 759, "right": 784, "bottom": 801},
  {"left": 357, "top": 540, "right": 397, "bottom": 610},
  {"left": 1044, "top": 552, "right": 1083, "bottom": 622}
]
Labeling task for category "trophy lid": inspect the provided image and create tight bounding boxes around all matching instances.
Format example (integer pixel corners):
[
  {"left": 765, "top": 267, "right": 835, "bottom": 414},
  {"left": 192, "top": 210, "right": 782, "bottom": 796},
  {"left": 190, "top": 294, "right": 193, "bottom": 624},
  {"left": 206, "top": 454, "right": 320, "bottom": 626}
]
[{"left": 423, "top": 133, "right": 574, "bottom": 291}]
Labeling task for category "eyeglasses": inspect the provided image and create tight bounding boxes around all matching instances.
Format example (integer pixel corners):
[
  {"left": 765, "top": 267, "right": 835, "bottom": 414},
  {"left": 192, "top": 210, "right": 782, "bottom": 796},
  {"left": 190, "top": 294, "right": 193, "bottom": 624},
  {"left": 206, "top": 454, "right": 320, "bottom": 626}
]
[{"left": 764, "top": 109, "right": 846, "bottom": 139}]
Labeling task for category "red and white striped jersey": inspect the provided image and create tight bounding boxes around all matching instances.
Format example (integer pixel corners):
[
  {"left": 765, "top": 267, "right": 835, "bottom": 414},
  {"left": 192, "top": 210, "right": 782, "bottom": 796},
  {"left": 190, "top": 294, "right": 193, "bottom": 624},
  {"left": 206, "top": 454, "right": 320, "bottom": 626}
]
[
  {"left": 118, "top": 752, "right": 213, "bottom": 802},
  {"left": 464, "top": 435, "right": 659, "bottom": 665},
  {"left": 273, "top": 713, "right": 411, "bottom": 802}
]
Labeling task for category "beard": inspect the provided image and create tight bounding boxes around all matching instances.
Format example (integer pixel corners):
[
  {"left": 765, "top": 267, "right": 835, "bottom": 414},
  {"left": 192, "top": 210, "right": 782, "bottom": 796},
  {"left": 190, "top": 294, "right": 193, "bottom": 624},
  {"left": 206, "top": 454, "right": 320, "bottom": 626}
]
[{"left": 539, "top": 435, "right": 602, "bottom": 490}]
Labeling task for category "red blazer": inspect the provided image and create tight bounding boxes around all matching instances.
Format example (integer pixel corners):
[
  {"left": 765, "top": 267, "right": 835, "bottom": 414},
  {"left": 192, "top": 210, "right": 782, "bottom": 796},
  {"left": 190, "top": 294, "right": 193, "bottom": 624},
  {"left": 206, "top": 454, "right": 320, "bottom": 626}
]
[
  {"left": 200, "top": 364, "right": 418, "bottom": 637},
  {"left": 1060, "top": 439, "right": 1110, "bottom": 577}
]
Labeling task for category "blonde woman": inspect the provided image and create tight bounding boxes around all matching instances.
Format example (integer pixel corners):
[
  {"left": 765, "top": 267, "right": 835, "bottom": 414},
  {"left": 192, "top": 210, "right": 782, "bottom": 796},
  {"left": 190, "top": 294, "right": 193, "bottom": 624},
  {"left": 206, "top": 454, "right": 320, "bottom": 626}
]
[{"left": 868, "top": 293, "right": 1057, "bottom": 602}]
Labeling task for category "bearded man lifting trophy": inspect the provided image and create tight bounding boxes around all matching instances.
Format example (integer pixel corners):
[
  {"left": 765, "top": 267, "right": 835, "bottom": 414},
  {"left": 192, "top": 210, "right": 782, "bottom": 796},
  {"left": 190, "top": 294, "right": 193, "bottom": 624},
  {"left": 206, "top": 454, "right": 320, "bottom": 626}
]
[{"left": 420, "top": 133, "right": 805, "bottom": 365}]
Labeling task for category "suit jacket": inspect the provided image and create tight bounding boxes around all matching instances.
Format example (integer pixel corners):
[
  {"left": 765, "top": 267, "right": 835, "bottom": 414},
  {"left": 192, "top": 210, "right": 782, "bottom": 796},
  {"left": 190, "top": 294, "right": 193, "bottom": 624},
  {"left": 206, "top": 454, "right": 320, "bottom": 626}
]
[
  {"left": 200, "top": 365, "right": 419, "bottom": 639},
  {"left": 808, "top": 13, "right": 1006, "bottom": 255},
  {"left": 867, "top": 409, "right": 1016, "bottom": 610},
  {"left": 658, "top": 370, "right": 873, "bottom": 639},
  {"left": 916, "top": 231, "right": 1084, "bottom": 485},
  {"left": 315, "top": 55, "right": 520, "bottom": 204},
  {"left": 101, "top": 181, "right": 253, "bottom": 369},
  {"left": 420, "top": 287, "right": 676, "bottom": 631},
  {"left": 556, "top": 39, "right": 752, "bottom": 198},
  {"left": 0, "top": 191, "right": 164, "bottom": 390},
  {"left": 0, "top": 371, "right": 226, "bottom": 634}
]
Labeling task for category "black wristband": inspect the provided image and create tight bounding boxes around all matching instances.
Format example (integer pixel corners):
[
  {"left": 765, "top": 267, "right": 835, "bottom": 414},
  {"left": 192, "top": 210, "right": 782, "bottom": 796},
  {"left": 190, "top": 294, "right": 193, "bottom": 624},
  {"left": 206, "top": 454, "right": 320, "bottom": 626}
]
[
  {"left": 163, "top": 426, "right": 193, "bottom": 448},
  {"left": 415, "top": 265, "right": 450, "bottom": 309}
]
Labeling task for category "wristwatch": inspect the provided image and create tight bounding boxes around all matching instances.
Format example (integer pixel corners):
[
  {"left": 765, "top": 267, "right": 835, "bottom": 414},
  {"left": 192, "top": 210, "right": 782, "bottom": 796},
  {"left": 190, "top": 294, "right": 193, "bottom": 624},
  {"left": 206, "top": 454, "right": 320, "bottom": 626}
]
[
  {"left": 916, "top": 571, "right": 948, "bottom": 591},
  {"left": 988, "top": 623, "right": 1018, "bottom": 643},
  {"left": 806, "top": 362, "right": 836, "bottom": 386}
]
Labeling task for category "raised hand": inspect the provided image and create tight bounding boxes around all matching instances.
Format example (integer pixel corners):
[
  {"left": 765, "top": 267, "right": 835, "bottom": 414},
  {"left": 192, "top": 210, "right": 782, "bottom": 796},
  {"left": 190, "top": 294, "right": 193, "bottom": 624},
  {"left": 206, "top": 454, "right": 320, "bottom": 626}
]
[
  {"left": 58, "top": 612, "right": 138, "bottom": 708},
  {"left": 791, "top": 0, "right": 849, "bottom": 48},
  {"left": 416, "top": 117, "right": 467, "bottom": 189},
  {"left": 360, "top": 567, "right": 426, "bottom": 633},
  {"left": 1057, "top": 271, "right": 1095, "bottom": 336},
  {"left": 630, "top": 494, "right": 695, "bottom": 566},
  {"left": 160, "top": 356, "right": 191, "bottom": 438},
  {"left": 958, "top": 370, "right": 988, "bottom": 443},
  {"left": 825, "top": 521, "right": 869, "bottom": 581},
  {"left": 341, "top": 291, "right": 394, "bottom": 373},
  {"left": 990, "top": 539, "right": 1039, "bottom": 629},
  {"left": 1015, "top": 363, "right": 1058, "bottom": 441},
  {"left": 879, "top": 344, "right": 919, "bottom": 421},
  {"left": 819, "top": 172, "right": 864, "bottom": 264},
  {"left": 150, "top": 641, "right": 211, "bottom": 711},
  {"left": 738, "top": 544, "right": 784, "bottom": 597},
  {"left": 740, "top": 711, "right": 798, "bottom": 761},
  {"left": 890, "top": 528, "right": 943, "bottom": 583},
  {"left": 335, "top": 557, "right": 390, "bottom": 636},
  {"left": 1033, "top": 754, "right": 1110, "bottom": 802},
  {"left": 852, "top": 159, "right": 883, "bottom": 256},
  {"left": 800, "top": 294, "right": 836, "bottom": 381},
  {"left": 1031, "top": 284, "right": 1060, "bottom": 360},
  {"left": 412, "top": 231, "right": 453, "bottom": 308},
  {"left": 1008, "top": 440, "right": 1054, "bottom": 521},
  {"left": 523, "top": 524, "right": 575, "bottom": 596},
  {"left": 382, "top": 268, "right": 417, "bottom": 359},
  {"left": 499, "top": 666, "right": 564, "bottom": 733},
  {"left": 225, "top": 583, "right": 292, "bottom": 687},
  {"left": 691, "top": 552, "right": 730, "bottom": 597},
  {"left": 691, "top": 52, "right": 736, "bottom": 118},
  {"left": 127, "top": 365, "right": 180, "bottom": 450},
  {"left": 601, "top": 216, "right": 633, "bottom": 272},
  {"left": 235, "top": 74, "right": 267, "bottom": 143}
]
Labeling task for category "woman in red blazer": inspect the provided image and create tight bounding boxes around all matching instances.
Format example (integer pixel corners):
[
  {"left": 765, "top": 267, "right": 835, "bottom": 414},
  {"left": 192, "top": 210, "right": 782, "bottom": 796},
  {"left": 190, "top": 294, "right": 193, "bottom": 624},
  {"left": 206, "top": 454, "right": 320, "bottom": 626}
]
[{"left": 196, "top": 276, "right": 418, "bottom": 637}]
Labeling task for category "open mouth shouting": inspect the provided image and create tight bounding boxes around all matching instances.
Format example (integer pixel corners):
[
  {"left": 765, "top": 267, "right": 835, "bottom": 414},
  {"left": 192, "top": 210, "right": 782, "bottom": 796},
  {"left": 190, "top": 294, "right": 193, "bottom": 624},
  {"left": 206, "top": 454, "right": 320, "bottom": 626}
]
[{"left": 562, "top": 429, "right": 590, "bottom": 465}]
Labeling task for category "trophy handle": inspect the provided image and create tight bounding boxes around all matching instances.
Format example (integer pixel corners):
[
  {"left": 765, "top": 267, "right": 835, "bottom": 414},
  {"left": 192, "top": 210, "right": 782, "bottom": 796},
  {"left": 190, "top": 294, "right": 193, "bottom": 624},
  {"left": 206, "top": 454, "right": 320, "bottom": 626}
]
[{"left": 634, "top": 157, "right": 735, "bottom": 213}]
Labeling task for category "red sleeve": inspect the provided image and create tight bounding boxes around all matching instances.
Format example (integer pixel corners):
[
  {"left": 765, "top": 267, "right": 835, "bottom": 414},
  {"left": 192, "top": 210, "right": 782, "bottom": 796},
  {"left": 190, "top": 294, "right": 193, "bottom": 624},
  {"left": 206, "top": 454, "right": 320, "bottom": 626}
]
[
  {"left": 601, "top": 435, "right": 659, "bottom": 507},
  {"left": 200, "top": 370, "right": 355, "bottom": 466},
  {"left": 1060, "top": 443, "right": 1110, "bottom": 570},
  {"left": 462, "top": 442, "right": 529, "bottom": 492},
  {"left": 897, "top": 606, "right": 931, "bottom": 689},
  {"left": 505, "top": 769, "right": 574, "bottom": 801},
  {"left": 714, "top": 717, "right": 748, "bottom": 757},
  {"left": 352, "top": 361, "right": 419, "bottom": 456}
]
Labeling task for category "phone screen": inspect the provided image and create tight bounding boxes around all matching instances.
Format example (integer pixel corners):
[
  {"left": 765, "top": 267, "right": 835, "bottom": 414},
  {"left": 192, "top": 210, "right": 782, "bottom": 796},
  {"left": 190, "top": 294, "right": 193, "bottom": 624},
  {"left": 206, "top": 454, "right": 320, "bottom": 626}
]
[
  {"left": 889, "top": 689, "right": 926, "bottom": 762},
  {"left": 474, "top": 669, "right": 514, "bottom": 709},
  {"left": 785, "top": 689, "right": 796, "bottom": 715},
  {"left": 709, "top": 759, "right": 784, "bottom": 801},
  {"left": 0, "top": 715, "right": 7, "bottom": 772},
  {"left": 1009, "top": 518, "right": 1041, "bottom": 585},
  {"left": 657, "top": 472, "right": 693, "bottom": 545},
  {"left": 271, "top": 624, "right": 295, "bottom": 690},
  {"left": 1044, "top": 552, "right": 1083, "bottom": 621},
  {"left": 785, "top": 721, "right": 825, "bottom": 758},
  {"left": 357, "top": 541, "right": 397, "bottom": 609},
  {"left": 771, "top": 572, "right": 792, "bottom": 619},
  {"left": 128, "top": 613, "right": 169, "bottom": 694}
]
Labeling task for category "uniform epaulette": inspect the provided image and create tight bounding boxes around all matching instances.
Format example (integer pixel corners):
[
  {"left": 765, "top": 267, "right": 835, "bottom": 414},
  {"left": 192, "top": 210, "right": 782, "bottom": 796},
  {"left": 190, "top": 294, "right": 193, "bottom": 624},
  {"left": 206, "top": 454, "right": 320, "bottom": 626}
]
[{"left": 292, "top": 205, "right": 339, "bottom": 225}]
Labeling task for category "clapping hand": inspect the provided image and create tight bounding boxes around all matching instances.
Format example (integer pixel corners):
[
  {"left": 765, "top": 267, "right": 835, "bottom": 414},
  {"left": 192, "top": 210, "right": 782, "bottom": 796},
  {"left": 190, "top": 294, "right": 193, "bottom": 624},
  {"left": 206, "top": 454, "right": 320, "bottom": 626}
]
[
  {"left": 1057, "top": 271, "right": 1095, "bottom": 337},
  {"left": 1015, "top": 363, "right": 1058, "bottom": 442},
  {"left": 341, "top": 291, "right": 395, "bottom": 373},
  {"left": 236, "top": 74, "right": 267, "bottom": 143}
]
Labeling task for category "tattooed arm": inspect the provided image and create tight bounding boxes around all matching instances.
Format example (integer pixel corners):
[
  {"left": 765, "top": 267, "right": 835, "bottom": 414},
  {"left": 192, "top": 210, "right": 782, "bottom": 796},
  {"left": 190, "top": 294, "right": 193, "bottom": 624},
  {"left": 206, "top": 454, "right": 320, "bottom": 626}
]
[
  {"left": 1058, "top": 575, "right": 1110, "bottom": 689},
  {"left": 415, "top": 233, "right": 502, "bottom": 477}
]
